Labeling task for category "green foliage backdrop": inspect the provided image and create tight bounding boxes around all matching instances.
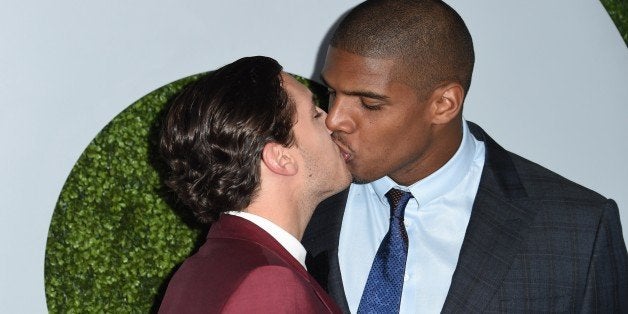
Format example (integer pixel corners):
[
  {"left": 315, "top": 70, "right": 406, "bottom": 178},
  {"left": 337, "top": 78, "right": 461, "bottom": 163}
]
[
  {"left": 45, "top": 3, "right": 627, "bottom": 312},
  {"left": 45, "top": 75, "right": 202, "bottom": 313}
]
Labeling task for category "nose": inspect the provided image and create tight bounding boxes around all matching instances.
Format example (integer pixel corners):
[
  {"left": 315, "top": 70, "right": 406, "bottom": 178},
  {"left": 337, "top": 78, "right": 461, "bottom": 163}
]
[
  {"left": 326, "top": 96, "right": 356, "bottom": 134},
  {"left": 320, "top": 111, "right": 333, "bottom": 135}
]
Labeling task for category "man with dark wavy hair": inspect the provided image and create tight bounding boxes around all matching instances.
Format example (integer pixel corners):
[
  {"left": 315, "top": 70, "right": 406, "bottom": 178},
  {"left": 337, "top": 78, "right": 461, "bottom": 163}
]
[
  {"left": 158, "top": 56, "right": 349, "bottom": 313},
  {"left": 303, "top": 0, "right": 627, "bottom": 313}
]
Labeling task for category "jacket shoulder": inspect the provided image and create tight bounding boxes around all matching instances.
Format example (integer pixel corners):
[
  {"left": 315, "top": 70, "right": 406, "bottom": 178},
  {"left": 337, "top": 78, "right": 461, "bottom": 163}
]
[
  {"left": 507, "top": 151, "right": 609, "bottom": 205},
  {"left": 158, "top": 237, "right": 293, "bottom": 313}
]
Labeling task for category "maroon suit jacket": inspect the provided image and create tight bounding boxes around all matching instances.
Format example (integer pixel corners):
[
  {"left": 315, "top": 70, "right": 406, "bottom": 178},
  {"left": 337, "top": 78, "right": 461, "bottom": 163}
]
[{"left": 159, "top": 214, "right": 341, "bottom": 313}]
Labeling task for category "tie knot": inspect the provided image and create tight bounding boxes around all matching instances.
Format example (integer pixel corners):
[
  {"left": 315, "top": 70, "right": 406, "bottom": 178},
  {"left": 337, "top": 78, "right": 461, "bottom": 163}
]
[{"left": 385, "top": 188, "right": 413, "bottom": 218}]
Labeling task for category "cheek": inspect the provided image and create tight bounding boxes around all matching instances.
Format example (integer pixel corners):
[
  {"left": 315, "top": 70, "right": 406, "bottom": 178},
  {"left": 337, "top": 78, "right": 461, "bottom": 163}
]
[
  {"left": 361, "top": 118, "right": 400, "bottom": 148},
  {"left": 357, "top": 124, "right": 399, "bottom": 163},
  {"left": 363, "top": 114, "right": 424, "bottom": 156}
]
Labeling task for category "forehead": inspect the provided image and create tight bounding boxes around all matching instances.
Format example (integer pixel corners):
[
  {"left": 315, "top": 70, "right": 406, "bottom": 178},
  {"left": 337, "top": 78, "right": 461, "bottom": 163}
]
[
  {"left": 322, "top": 47, "right": 423, "bottom": 103},
  {"left": 321, "top": 47, "right": 397, "bottom": 89}
]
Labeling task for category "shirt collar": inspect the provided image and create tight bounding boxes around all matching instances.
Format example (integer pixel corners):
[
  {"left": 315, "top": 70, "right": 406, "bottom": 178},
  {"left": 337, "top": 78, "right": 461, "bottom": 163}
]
[
  {"left": 224, "top": 211, "right": 307, "bottom": 269},
  {"left": 370, "top": 120, "right": 478, "bottom": 208}
]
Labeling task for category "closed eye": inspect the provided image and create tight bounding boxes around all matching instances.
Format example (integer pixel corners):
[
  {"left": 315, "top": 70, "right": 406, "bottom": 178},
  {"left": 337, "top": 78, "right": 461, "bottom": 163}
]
[{"left": 361, "top": 101, "right": 382, "bottom": 111}]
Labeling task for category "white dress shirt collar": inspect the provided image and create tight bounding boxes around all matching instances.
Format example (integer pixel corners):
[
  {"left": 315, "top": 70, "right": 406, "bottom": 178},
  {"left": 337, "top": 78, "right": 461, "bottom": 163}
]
[{"left": 224, "top": 211, "right": 307, "bottom": 269}]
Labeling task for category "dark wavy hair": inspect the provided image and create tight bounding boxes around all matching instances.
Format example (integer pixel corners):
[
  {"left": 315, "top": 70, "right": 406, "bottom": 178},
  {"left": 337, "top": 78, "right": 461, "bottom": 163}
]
[{"left": 159, "top": 56, "right": 295, "bottom": 223}]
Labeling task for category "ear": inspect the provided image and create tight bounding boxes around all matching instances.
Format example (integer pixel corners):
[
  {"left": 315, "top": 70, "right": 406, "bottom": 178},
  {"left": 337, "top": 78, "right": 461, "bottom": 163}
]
[
  {"left": 261, "top": 142, "right": 298, "bottom": 176},
  {"left": 430, "top": 83, "right": 464, "bottom": 125}
]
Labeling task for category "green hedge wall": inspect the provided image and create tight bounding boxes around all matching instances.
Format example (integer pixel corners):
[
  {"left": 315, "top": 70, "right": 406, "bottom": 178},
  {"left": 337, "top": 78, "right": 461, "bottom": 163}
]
[
  {"left": 45, "top": 75, "right": 201, "bottom": 313},
  {"left": 45, "top": 3, "right": 627, "bottom": 312}
]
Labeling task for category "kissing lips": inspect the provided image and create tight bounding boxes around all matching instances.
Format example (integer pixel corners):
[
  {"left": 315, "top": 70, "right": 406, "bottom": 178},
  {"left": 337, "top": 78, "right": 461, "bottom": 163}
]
[
  {"left": 341, "top": 151, "right": 351, "bottom": 162},
  {"left": 332, "top": 139, "right": 353, "bottom": 163}
]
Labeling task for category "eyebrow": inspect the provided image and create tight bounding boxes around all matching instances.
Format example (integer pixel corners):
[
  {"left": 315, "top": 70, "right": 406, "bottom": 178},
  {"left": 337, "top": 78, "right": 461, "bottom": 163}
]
[{"left": 319, "top": 74, "right": 389, "bottom": 101}]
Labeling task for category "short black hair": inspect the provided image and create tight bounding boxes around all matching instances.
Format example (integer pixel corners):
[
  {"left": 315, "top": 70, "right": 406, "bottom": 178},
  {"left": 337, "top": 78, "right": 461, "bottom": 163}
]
[
  {"left": 160, "top": 56, "right": 295, "bottom": 223},
  {"left": 331, "top": 0, "right": 474, "bottom": 99}
]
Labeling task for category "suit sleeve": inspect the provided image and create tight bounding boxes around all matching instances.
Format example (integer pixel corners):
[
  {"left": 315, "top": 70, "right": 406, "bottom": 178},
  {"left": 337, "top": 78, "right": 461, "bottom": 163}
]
[
  {"left": 221, "top": 265, "right": 323, "bottom": 314},
  {"left": 580, "top": 199, "right": 628, "bottom": 312}
]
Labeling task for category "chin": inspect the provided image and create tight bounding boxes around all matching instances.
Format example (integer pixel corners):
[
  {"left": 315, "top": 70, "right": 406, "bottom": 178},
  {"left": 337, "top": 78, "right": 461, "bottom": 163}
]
[
  {"left": 349, "top": 164, "right": 384, "bottom": 184},
  {"left": 347, "top": 164, "right": 369, "bottom": 183},
  {"left": 351, "top": 175, "right": 375, "bottom": 185}
]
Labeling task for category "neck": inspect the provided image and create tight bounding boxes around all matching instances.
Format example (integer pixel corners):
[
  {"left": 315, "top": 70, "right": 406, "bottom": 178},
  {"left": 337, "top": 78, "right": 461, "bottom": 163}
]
[
  {"left": 390, "top": 120, "right": 463, "bottom": 186},
  {"left": 244, "top": 192, "right": 316, "bottom": 241}
]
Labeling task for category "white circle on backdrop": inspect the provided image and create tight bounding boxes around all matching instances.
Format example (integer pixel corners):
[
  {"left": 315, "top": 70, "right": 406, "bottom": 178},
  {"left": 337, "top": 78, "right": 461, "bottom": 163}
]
[{"left": 1, "top": 1, "right": 626, "bottom": 312}]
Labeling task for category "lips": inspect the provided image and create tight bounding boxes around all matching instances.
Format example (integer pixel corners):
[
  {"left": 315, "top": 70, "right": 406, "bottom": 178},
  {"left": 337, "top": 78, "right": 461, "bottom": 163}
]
[
  {"left": 340, "top": 151, "right": 351, "bottom": 162},
  {"left": 332, "top": 137, "right": 353, "bottom": 162}
]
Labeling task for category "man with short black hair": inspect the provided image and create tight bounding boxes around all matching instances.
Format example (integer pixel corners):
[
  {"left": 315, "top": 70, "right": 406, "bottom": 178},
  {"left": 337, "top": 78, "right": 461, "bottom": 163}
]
[
  {"left": 303, "top": 1, "right": 628, "bottom": 313},
  {"left": 159, "top": 56, "right": 349, "bottom": 313}
]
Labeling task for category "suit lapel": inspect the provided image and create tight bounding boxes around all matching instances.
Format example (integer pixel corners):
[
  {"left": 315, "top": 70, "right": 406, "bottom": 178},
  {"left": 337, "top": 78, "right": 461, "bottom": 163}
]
[
  {"left": 303, "top": 188, "right": 350, "bottom": 313},
  {"left": 442, "top": 123, "right": 537, "bottom": 313}
]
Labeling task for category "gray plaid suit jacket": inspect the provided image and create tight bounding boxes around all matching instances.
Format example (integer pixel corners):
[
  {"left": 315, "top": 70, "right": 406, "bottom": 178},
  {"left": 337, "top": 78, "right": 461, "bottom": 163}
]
[{"left": 303, "top": 122, "right": 628, "bottom": 313}]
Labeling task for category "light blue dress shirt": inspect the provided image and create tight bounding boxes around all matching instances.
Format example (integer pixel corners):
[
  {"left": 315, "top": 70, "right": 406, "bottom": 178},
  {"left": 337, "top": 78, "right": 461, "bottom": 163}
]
[{"left": 338, "top": 120, "right": 486, "bottom": 313}]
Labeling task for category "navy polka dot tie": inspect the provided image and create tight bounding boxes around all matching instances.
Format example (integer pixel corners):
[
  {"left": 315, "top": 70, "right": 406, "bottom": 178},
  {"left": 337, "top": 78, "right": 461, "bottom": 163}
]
[{"left": 357, "top": 188, "right": 413, "bottom": 314}]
